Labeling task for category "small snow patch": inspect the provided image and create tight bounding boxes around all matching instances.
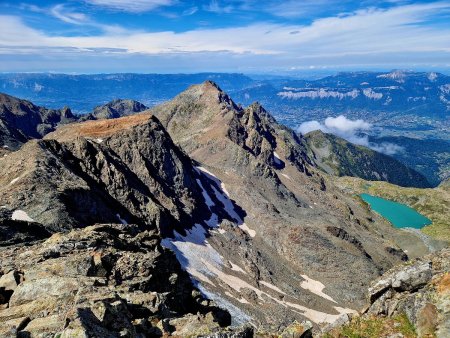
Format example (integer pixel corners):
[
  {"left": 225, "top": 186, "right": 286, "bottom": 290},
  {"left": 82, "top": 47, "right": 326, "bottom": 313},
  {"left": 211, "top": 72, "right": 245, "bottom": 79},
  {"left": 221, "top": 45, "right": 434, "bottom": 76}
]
[
  {"left": 11, "top": 210, "right": 35, "bottom": 222},
  {"left": 300, "top": 274, "right": 336, "bottom": 303},
  {"left": 9, "top": 177, "right": 20, "bottom": 185},
  {"left": 95, "top": 138, "right": 103, "bottom": 143},
  {"left": 281, "top": 173, "right": 291, "bottom": 180},
  {"left": 229, "top": 261, "right": 246, "bottom": 274},
  {"left": 260, "top": 281, "right": 286, "bottom": 295},
  {"left": 116, "top": 213, "right": 128, "bottom": 225},
  {"left": 273, "top": 152, "right": 283, "bottom": 166},
  {"left": 239, "top": 223, "right": 256, "bottom": 238}
]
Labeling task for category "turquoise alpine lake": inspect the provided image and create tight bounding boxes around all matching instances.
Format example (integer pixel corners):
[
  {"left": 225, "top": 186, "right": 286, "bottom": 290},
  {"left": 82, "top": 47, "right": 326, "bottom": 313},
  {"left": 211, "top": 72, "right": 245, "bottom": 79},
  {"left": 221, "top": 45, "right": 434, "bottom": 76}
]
[{"left": 360, "top": 193, "right": 432, "bottom": 229}]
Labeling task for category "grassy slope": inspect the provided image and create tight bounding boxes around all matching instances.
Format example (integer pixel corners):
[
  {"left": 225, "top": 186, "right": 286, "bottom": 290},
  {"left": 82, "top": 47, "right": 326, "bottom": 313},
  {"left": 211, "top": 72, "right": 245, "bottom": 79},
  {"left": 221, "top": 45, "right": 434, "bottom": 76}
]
[{"left": 334, "top": 176, "right": 450, "bottom": 242}]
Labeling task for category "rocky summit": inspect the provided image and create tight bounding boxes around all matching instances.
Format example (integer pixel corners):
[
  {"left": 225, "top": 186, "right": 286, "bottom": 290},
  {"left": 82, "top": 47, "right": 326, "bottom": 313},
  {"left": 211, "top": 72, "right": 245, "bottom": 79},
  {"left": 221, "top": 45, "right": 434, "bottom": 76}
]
[{"left": 0, "top": 82, "right": 448, "bottom": 337}]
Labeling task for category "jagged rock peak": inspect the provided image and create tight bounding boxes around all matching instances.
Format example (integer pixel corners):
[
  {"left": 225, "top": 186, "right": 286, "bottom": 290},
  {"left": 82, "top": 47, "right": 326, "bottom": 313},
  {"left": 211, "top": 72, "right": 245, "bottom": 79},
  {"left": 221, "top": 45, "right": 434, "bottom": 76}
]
[{"left": 184, "top": 80, "right": 242, "bottom": 112}]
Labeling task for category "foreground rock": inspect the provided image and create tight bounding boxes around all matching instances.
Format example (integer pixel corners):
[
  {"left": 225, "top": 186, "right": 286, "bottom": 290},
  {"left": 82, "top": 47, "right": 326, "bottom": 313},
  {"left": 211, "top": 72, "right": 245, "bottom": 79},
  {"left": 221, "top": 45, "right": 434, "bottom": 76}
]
[
  {"left": 0, "top": 223, "right": 230, "bottom": 337},
  {"left": 325, "top": 248, "right": 450, "bottom": 338}
]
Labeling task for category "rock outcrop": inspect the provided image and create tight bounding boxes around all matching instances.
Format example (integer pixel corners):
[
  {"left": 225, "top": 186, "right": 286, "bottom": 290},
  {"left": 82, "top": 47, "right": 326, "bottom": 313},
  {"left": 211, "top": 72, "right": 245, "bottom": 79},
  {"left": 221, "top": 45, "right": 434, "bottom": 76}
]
[
  {"left": 325, "top": 249, "right": 449, "bottom": 337},
  {"left": 365, "top": 249, "right": 449, "bottom": 337},
  {"left": 0, "top": 223, "right": 230, "bottom": 337}
]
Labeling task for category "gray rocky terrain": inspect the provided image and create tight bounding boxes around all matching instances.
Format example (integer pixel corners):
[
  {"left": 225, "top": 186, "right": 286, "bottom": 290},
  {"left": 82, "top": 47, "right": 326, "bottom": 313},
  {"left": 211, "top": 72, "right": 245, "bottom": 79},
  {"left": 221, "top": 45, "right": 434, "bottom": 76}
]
[{"left": 0, "top": 82, "right": 446, "bottom": 336}]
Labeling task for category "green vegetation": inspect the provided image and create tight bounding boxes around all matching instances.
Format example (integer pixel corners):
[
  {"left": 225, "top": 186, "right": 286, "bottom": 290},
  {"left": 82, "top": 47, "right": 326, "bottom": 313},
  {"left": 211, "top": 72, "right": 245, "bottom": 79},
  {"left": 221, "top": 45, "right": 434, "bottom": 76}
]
[
  {"left": 335, "top": 176, "right": 450, "bottom": 242},
  {"left": 324, "top": 313, "right": 416, "bottom": 338}
]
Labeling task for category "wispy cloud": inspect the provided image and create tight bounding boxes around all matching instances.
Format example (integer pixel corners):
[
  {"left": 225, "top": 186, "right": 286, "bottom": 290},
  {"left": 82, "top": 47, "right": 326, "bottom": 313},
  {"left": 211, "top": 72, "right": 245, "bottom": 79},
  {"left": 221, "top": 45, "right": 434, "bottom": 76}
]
[
  {"left": 50, "top": 4, "right": 88, "bottom": 25},
  {"left": 204, "top": 0, "right": 234, "bottom": 14},
  {"left": 84, "top": 0, "right": 174, "bottom": 13}
]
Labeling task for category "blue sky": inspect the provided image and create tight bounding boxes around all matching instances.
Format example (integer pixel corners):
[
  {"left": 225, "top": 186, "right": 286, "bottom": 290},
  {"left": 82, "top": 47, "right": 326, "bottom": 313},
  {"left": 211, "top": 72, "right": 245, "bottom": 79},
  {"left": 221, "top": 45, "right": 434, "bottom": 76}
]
[{"left": 0, "top": 0, "right": 449, "bottom": 73}]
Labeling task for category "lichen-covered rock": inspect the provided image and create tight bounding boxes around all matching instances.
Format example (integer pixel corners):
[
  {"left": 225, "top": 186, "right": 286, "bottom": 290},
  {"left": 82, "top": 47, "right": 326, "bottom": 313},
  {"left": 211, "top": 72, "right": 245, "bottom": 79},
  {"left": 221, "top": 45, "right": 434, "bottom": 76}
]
[
  {"left": 0, "top": 224, "right": 230, "bottom": 337},
  {"left": 364, "top": 249, "right": 449, "bottom": 338}
]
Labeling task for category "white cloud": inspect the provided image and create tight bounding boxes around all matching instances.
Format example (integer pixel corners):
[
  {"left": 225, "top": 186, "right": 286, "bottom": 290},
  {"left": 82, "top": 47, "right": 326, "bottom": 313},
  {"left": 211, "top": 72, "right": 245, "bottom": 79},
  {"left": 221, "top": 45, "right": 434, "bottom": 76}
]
[
  {"left": 84, "top": 0, "right": 174, "bottom": 13},
  {"left": 0, "top": 2, "right": 449, "bottom": 70},
  {"left": 297, "top": 115, "right": 403, "bottom": 155}
]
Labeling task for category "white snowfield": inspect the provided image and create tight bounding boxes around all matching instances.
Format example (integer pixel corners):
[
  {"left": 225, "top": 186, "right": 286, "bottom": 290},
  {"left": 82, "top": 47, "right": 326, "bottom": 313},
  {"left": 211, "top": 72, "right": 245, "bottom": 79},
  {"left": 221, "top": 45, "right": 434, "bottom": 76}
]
[
  {"left": 300, "top": 274, "right": 337, "bottom": 303},
  {"left": 116, "top": 213, "right": 128, "bottom": 225},
  {"left": 194, "top": 167, "right": 255, "bottom": 237},
  {"left": 273, "top": 152, "right": 283, "bottom": 166},
  {"left": 11, "top": 210, "right": 35, "bottom": 222},
  {"left": 162, "top": 166, "right": 354, "bottom": 325}
]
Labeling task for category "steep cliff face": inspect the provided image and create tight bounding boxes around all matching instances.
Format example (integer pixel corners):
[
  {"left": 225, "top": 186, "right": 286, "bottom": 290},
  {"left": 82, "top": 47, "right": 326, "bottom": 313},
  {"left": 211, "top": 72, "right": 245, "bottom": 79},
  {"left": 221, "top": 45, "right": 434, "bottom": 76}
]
[
  {"left": 0, "top": 113, "right": 234, "bottom": 336},
  {"left": 0, "top": 93, "right": 76, "bottom": 150},
  {"left": 305, "top": 130, "right": 431, "bottom": 188}
]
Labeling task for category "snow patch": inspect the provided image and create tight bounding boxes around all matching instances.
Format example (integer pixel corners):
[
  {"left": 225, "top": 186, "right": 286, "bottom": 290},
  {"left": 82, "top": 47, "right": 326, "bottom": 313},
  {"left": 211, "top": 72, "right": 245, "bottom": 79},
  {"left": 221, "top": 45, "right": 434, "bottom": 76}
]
[
  {"left": 196, "top": 166, "right": 255, "bottom": 237},
  {"left": 11, "top": 210, "right": 35, "bottom": 222},
  {"left": 196, "top": 166, "right": 230, "bottom": 197},
  {"left": 273, "top": 152, "right": 283, "bottom": 166},
  {"left": 260, "top": 281, "right": 286, "bottom": 295},
  {"left": 116, "top": 214, "right": 128, "bottom": 225},
  {"left": 229, "top": 261, "right": 246, "bottom": 274},
  {"left": 281, "top": 173, "right": 291, "bottom": 180},
  {"left": 9, "top": 177, "right": 20, "bottom": 185},
  {"left": 239, "top": 223, "right": 256, "bottom": 237},
  {"left": 300, "top": 274, "right": 337, "bottom": 303}
]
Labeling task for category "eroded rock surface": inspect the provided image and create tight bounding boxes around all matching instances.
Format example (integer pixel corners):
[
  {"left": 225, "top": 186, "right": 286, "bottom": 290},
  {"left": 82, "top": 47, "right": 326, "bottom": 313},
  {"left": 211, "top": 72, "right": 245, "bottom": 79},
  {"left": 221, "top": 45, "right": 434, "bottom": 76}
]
[{"left": 0, "top": 223, "right": 230, "bottom": 337}]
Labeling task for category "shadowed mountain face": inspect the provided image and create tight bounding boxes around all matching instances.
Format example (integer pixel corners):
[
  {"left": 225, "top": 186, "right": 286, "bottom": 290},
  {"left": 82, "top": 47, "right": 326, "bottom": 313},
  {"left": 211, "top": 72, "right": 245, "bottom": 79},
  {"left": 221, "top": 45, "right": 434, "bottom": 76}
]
[
  {"left": 0, "top": 93, "right": 76, "bottom": 150},
  {"left": 305, "top": 130, "right": 431, "bottom": 188},
  {"left": 0, "top": 82, "right": 441, "bottom": 335}
]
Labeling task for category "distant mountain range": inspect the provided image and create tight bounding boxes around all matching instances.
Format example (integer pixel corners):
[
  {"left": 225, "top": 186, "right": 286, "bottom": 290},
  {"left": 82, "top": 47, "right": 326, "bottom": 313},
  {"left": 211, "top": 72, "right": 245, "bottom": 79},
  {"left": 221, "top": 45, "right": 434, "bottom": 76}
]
[{"left": 0, "top": 73, "right": 254, "bottom": 113}]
